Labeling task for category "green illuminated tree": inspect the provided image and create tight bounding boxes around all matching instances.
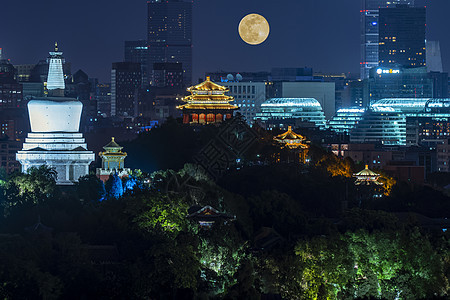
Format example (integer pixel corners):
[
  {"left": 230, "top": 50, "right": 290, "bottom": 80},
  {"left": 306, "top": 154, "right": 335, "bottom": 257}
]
[
  {"left": 125, "top": 191, "right": 189, "bottom": 237},
  {"left": 295, "top": 235, "right": 354, "bottom": 299}
]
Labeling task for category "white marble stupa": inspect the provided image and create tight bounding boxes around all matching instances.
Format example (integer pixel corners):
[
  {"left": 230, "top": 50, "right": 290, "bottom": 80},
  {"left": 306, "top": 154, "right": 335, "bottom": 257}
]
[{"left": 16, "top": 43, "right": 95, "bottom": 185}]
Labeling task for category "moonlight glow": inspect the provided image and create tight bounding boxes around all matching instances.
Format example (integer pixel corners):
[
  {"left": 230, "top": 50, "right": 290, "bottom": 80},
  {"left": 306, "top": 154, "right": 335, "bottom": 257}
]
[{"left": 238, "top": 13, "right": 270, "bottom": 45}]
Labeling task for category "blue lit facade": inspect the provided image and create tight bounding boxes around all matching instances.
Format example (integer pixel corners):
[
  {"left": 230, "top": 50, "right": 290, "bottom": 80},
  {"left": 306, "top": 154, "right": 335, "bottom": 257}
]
[
  {"left": 367, "top": 67, "right": 433, "bottom": 102},
  {"left": 328, "top": 108, "right": 366, "bottom": 134},
  {"left": 256, "top": 98, "right": 327, "bottom": 128},
  {"left": 350, "top": 107, "right": 407, "bottom": 145},
  {"left": 346, "top": 98, "right": 450, "bottom": 146}
]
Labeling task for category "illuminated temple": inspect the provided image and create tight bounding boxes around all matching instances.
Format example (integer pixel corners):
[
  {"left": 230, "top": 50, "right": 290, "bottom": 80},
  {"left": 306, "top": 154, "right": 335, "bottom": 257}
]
[
  {"left": 353, "top": 165, "right": 383, "bottom": 185},
  {"left": 177, "top": 77, "right": 238, "bottom": 124},
  {"left": 96, "top": 137, "right": 130, "bottom": 182},
  {"left": 273, "top": 126, "right": 309, "bottom": 163},
  {"left": 16, "top": 44, "right": 94, "bottom": 185}
]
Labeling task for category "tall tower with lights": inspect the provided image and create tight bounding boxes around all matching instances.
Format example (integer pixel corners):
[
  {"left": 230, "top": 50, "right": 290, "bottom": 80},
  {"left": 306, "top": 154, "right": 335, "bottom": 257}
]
[
  {"left": 147, "top": 0, "right": 192, "bottom": 87},
  {"left": 378, "top": 5, "right": 426, "bottom": 68},
  {"left": 360, "top": 0, "right": 415, "bottom": 79}
]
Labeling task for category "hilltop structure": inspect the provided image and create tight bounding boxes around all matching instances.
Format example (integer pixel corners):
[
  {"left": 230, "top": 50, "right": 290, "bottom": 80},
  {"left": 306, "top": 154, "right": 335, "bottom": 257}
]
[
  {"left": 16, "top": 43, "right": 94, "bottom": 185},
  {"left": 273, "top": 126, "right": 310, "bottom": 163},
  {"left": 96, "top": 137, "right": 130, "bottom": 182},
  {"left": 177, "top": 77, "right": 238, "bottom": 124}
]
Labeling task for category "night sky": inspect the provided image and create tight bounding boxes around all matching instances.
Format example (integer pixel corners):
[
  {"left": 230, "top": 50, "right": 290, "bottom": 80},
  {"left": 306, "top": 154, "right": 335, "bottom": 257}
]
[{"left": 1, "top": 0, "right": 448, "bottom": 82}]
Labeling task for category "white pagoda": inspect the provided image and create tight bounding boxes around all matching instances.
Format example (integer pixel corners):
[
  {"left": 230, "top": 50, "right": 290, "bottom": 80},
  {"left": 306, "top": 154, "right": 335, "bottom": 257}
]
[{"left": 16, "top": 43, "right": 94, "bottom": 185}]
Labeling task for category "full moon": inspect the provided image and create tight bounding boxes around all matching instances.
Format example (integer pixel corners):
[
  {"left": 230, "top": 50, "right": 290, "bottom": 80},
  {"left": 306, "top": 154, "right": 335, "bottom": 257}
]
[{"left": 238, "top": 14, "right": 270, "bottom": 45}]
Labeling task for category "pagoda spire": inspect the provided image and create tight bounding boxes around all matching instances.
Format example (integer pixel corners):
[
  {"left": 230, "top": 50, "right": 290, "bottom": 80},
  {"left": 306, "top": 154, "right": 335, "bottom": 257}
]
[{"left": 47, "top": 42, "right": 65, "bottom": 96}]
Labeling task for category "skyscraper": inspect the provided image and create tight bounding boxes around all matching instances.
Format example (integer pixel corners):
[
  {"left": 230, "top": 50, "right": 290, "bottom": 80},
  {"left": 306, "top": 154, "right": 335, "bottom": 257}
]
[
  {"left": 378, "top": 5, "right": 426, "bottom": 68},
  {"left": 360, "top": 0, "right": 415, "bottom": 79},
  {"left": 147, "top": 0, "right": 192, "bottom": 87},
  {"left": 426, "top": 41, "right": 443, "bottom": 73},
  {"left": 111, "top": 62, "right": 141, "bottom": 117},
  {"left": 124, "top": 40, "right": 148, "bottom": 87}
]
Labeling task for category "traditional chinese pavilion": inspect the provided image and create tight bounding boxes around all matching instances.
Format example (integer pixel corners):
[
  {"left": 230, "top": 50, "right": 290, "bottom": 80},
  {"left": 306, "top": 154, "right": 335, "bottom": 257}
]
[
  {"left": 187, "top": 205, "right": 235, "bottom": 228},
  {"left": 177, "top": 76, "right": 239, "bottom": 124},
  {"left": 96, "top": 137, "right": 130, "bottom": 182},
  {"left": 353, "top": 165, "right": 384, "bottom": 202},
  {"left": 353, "top": 165, "right": 383, "bottom": 185},
  {"left": 273, "top": 126, "right": 310, "bottom": 163}
]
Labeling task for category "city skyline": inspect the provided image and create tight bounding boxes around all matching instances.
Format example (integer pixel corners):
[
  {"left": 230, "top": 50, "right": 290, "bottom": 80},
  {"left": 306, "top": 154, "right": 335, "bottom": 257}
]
[{"left": 2, "top": 0, "right": 449, "bottom": 82}]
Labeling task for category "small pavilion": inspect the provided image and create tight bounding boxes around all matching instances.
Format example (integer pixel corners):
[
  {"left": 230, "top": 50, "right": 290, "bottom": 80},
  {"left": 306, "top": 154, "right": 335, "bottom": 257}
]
[
  {"left": 177, "top": 77, "right": 239, "bottom": 124},
  {"left": 353, "top": 165, "right": 383, "bottom": 186},
  {"left": 96, "top": 137, "right": 130, "bottom": 182},
  {"left": 273, "top": 126, "right": 310, "bottom": 163},
  {"left": 353, "top": 165, "right": 384, "bottom": 202}
]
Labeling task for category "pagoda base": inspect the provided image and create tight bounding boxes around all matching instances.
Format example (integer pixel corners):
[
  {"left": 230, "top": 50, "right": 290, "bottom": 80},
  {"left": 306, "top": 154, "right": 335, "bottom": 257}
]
[
  {"left": 16, "top": 132, "right": 95, "bottom": 185},
  {"left": 96, "top": 168, "right": 131, "bottom": 182},
  {"left": 183, "top": 112, "right": 233, "bottom": 124}
]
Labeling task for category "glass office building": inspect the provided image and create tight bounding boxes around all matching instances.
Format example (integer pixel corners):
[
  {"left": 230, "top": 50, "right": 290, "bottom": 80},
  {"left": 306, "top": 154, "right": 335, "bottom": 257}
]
[
  {"left": 256, "top": 98, "right": 327, "bottom": 128},
  {"left": 328, "top": 108, "right": 366, "bottom": 133}
]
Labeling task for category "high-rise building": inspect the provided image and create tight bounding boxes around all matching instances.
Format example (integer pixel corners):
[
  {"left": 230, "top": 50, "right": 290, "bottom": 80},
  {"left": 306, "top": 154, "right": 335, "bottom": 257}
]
[
  {"left": 0, "top": 59, "right": 23, "bottom": 109},
  {"left": 360, "top": 0, "right": 415, "bottom": 79},
  {"left": 367, "top": 66, "right": 433, "bottom": 102},
  {"left": 95, "top": 83, "right": 111, "bottom": 117},
  {"left": 153, "top": 62, "right": 184, "bottom": 89},
  {"left": 110, "top": 62, "right": 141, "bottom": 117},
  {"left": 378, "top": 5, "right": 426, "bottom": 68},
  {"left": 426, "top": 41, "right": 443, "bottom": 73},
  {"left": 124, "top": 40, "right": 148, "bottom": 87},
  {"left": 147, "top": 0, "right": 192, "bottom": 86}
]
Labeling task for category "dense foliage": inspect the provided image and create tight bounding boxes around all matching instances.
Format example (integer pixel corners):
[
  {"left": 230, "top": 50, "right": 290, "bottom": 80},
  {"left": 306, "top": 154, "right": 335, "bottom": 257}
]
[{"left": 0, "top": 123, "right": 449, "bottom": 299}]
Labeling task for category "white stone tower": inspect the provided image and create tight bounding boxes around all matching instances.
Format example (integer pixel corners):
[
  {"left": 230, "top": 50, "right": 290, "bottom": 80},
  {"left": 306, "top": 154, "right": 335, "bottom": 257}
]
[{"left": 16, "top": 43, "right": 95, "bottom": 185}]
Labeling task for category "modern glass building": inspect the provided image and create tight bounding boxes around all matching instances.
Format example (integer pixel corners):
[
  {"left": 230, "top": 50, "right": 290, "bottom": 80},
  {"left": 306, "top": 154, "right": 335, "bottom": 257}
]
[
  {"left": 367, "top": 66, "right": 433, "bottom": 101},
  {"left": 378, "top": 5, "right": 426, "bottom": 68},
  {"left": 360, "top": 0, "right": 415, "bottom": 79},
  {"left": 256, "top": 98, "right": 327, "bottom": 128},
  {"left": 340, "top": 98, "right": 450, "bottom": 146},
  {"left": 328, "top": 107, "right": 366, "bottom": 133},
  {"left": 350, "top": 106, "right": 407, "bottom": 145},
  {"left": 124, "top": 40, "right": 148, "bottom": 88},
  {"left": 147, "top": 0, "right": 192, "bottom": 86},
  {"left": 370, "top": 98, "right": 450, "bottom": 145},
  {"left": 371, "top": 98, "right": 428, "bottom": 113},
  {"left": 111, "top": 62, "right": 141, "bottom": 117}
]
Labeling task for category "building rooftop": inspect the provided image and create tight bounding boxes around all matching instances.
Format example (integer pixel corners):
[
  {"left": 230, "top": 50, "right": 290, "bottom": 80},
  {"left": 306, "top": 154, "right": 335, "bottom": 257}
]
[
  {"left": 261, "top": 98, "right": 322, "bottom": 109},
  {"left": 371, "top": 98, "right": 429, "bottom": 113}
]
